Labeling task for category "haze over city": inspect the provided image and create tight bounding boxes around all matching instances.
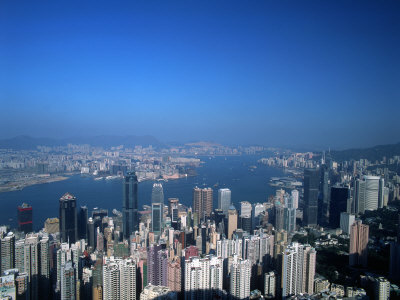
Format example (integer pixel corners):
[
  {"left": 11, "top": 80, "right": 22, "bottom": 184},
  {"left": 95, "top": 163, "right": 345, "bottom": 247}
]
[{"left": 1, "top": 0, "right": 399, "bottom": 149}]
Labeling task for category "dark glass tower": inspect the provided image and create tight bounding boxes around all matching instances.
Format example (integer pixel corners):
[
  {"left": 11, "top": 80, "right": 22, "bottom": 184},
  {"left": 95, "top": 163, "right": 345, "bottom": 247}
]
[
  {"left": 17, "top": 203, "right": 33, "bottom": 233},
  {"left": 304, "top": 169, "right": 320, "bottom": 226},
  {"left": 318, "top": 166, "right": 330, "bottom": 226},
  {"left": 329, "top": 186, "right": 350, "bottom": 228},
  {"left": 59, "top": 193, "right": 78, "bottom": 243},
  {"left": 123, "top": 172, "right": 138, "bottom": 239},
  {"left": 78, "top": 206, "right": 88, "bottom": 240}
]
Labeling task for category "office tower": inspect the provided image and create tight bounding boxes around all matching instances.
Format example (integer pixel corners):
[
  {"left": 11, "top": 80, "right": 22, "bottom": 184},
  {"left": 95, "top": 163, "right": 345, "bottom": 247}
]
[
  {"left": 193, "top": 187, "right": 213, "bottom": 222},
  {"left": 167, "top": 258, "right": 181, "bottom": 293},
  {"left": 275, "top": 205, "right": 285, "bottom": 231},
  {"left": 59, "top": 193, "right": 78, "bottom": 244},
  {"left": 283, "top": 195, "right": 296, "bottom": 233},
  {"left": 304, "top": 169, "right": 320, "bottom": 226},
  {"left": 78, "top": 206, "right": 88, "bottom": 240},
  {"left": 349, "top": 220, "right": 369, "bottom": 267},
  {"left": 123, "top": 172, "right": 139, "bottom": 239},
  {"left": 230, "top": 255, "right": 251, "bottom": 299},
  {"left": 279, "top": 243, "right": 316, "bottom": 298},
  {"left": 318, "top": 166, "right": 330, "bottom": 226},
  {"left": 329, "top": 186, "right": 350, "bottom": 228},
  {"left": 378, "top": 178, "right": 385, "bottom": 209},
  {"left": 151, "top": 203, "right": 163, "bottom": 235},
  {"left": 340, "top": 212, "right": 355, "bottom": 235},
  {"left": 374, "top": 277, "right": 390, "bottom": 300},
  {"left": 218, "top": 188, "right": 231, "bottom": 216},
  {"left": 151, "top": 182, "right": 164, "bottom": 204},
  {"left": 39, "top": 236, "right": 50, "bottom": 298},
  {"left": 0, "top": 232, "right": 15, "bottom": 274},
  {"left": 17, "top": 203, "right": 33, "bottom": 233},
  {"left": 87, "top": 218, "right": 95, "bottom": 249},
  {"left": 184, "top": 255, "right": 223, "bottom": 300},
  {"left": 61, "top": 261, "right": 75, "bottom": 300},
  {"left": 252, "top": 203, "right": 265, "bottom": 229},
  {"left": 354, "top": 176, "right": 381, "bottom": 213},
  {"left": 291, "top": 190, "right": 299, "bottom": 209},
  {"left": 227, "top": 206, "right": 238, "bottom": 239},
  {"left": 120, "top": 259, "right": 137, "bottom": 300},
  {"left": 168, "top": 198, "right": 179, "bottom": 220},
  {"left": 264, "top": 271, "right": 276, "bottom": 298}
]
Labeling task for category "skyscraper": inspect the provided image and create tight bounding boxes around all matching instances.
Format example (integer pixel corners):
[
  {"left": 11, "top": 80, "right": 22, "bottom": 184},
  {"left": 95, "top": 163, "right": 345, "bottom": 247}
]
[
  {"left": 228, "top": 206, "right": 238, "bottom": 239},
  {"left": 218, "top": 188, "right": 231, "bottom": 216},
  {"left": 354, "top": 176, "right": 381, "bottom": 213},
  {"left": 318, "top": 166, "right": 330, "bottom": 226},
  {"left": 123, "top": 172, "right": 139, "bottom": 239},
  {"left": 17, "top": 203, "right": 33, "bottom": 233},
  {"left": 151, "top": 182, "right": 164, "bottom": 204},
  {"left": 303, "top": 169, "right": 320, "bottom": 227},
  {"left": 61, "top": 261, "right": 76, "bottom": 300},
  {"left": 59, "top": 193, "right": 78, "bottom": 244},
  {"left": 230, "top": 255, "right": 251, "bottom": 299},
  {"left": 193, "top": 187, "right": 213, "bottom": 223},
  {"left": 0, "top": 232, "right": 15, "bottom": 274},
  {"left": 151, "top": 183, "right": 164, "bottom": 235},
  {"left": 78, "top": 206, "right": 88, "bottom": 240},
  {"left": 329, "top": 186, "right": 350, "bottom": 228},
  {"left": 349, "top": 220, "right": 369, "bottom": 267},
  {"left": 24, "top": 233, "right": 40, "bottom": 300}
]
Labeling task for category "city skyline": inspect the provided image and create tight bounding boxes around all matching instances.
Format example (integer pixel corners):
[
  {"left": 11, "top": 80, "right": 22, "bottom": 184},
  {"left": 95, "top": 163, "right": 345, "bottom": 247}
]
[{"left": 1, "top": 1, "right": 400, "bottom": 148}]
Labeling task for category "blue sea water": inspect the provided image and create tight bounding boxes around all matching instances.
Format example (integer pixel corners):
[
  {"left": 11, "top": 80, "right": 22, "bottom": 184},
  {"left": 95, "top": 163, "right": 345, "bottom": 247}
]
[{"left": 0, "top": 155, "right": 285, "bottom": 230}]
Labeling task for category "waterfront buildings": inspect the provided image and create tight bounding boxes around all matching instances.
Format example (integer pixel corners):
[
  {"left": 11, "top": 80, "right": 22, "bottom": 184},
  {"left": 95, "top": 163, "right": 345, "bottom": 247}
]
[
  {"left": 228, "top": 206, "right": 238, "bottom": 239},
  {"left": 17, "top": 203, "right": 33, "bottom": 233},
  {"left": 193, "top": 187, "right": 213, "bottom": 223}
]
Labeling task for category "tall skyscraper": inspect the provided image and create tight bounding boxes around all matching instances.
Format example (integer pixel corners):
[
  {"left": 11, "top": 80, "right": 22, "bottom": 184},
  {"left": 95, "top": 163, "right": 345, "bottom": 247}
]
[
  {"left": 218, "top": 188, "right": 231, "bottom": 216},
  {"left": 103, "top": 259, "right": 120, "bottom": 300},
  {"left": 340, "top": 212, "right": 355, "bottom": 235},
  {"left": 230, "top": 255, "right": 251, "bottom": 299},
  {"left": 123, "top": 172, "right": 139, "bottom": 239},
  {"left": 151, "top": 183, "right": 164, "bottom": 235},
  {"left": 167, "top": 258, "right": 181, "bottom": 294},
  {"left": 78, "top": 206, "right": 88, "bottom": 240},
  {"left": 228, "top": 206, "right": 238, "bottom": 239},
  {"left": 240, "top": 201, "right": 252, "bottom": 233},
  {"left": 120, "top": 258, "right": 137, "bottom": 300},
  {"left": 193, "top": 187, "right": 213, "bottom": 223},
  {"left": 151, "top": 182, "right": 164, "bottom": 204},
  {"left": 318, "top": 166, "right": 330, "bottom": 226},
  {"left": 303, "top": 169, "right": 320, "bottom": 227},
  {"left": 354, "top": 176, "right": 381, "bottom": 213},
  {"left": 39, "top": 236, "right": 50, "bottom": 298},
  {"left": 17, "top": 203, "right": 33, "bottom": 233},
  {"left": 59, "top": 193, "right": 78, "bottom": 244},
  {"left": 24, "top": 233, "right": 40, "bottom": 300},
  {"left": 264, "top": 271, "right": 277, "bottom": 298},
  {"left": 329, "top": 186, "right": 350, "bottom": 228},
  {"left": 0, "top": 232, "right": 15, "bottom": 274},
  {"left": 349, "top": 220, "right": 369, "bottom": 268},
  {"left": 291, "top": 190, "right": 299, "bottom": 209}
]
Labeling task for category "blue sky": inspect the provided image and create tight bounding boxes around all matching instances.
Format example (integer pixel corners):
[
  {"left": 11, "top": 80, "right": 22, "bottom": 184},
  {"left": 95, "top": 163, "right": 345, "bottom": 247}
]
[{"left": 0, "top": 0, "right": 399, "bottom": 149}]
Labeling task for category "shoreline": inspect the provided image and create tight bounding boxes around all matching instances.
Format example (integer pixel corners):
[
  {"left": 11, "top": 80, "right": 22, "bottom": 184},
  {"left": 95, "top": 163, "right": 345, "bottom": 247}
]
[{"left": 0, "top": 175, "right": 70, "bottom": 193}]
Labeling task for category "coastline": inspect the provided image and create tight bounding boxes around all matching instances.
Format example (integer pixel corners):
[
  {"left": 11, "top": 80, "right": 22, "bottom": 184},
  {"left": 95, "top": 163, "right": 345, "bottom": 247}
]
[{"left": 0, "top": 175, "right": 70, "bottom": 193}]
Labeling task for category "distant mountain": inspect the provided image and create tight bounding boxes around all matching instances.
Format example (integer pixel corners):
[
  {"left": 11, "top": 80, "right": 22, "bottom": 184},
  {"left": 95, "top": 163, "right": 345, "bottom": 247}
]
[
  {"left": 0, "top": 135, "right": 163, "bottom": 150},
  {"left": 330, "top": 142, "right": 400, "bottom": 162}
]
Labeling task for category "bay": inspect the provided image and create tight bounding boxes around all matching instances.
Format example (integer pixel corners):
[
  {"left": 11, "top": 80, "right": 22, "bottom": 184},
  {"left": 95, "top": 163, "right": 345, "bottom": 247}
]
[{"left": 0, "top": 155, "right": 285, "bottom": 231}]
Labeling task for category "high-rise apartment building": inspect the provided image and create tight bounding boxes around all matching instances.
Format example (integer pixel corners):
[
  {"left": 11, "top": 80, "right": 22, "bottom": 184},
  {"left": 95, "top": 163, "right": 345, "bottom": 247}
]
[
  {"left": 61, "top": 261, "right": 75, "bottom": 300},
  {"left": 230, "top": 255, "right": 251, "bottom": 299},
  {"left": 218, "top": 188, "right": 231, "bottom": 216},
  {"left": 349, "top": 220, "right": 369, "bottom": 267},
  {"left": 0, "top": 232, "right": 15, "bottom": 274},
  {"left": 304, "top": 169, "right": 320, "bottom": 226},
  {"left": 193, "top": 187, "right": 213, "bottom": 223},
  {"left": 123, "top": 172, "right": 139, "bottom": 239},
  {"left": 17, "top": 203, "right": 33, "bottom": 233},
  {"left": 167, "top": 258, "right": 181, "bottom": 294},
  {"left": 59, "top": 193, "right": 78, "bottom": 244},
  {"left": 374, "top": 277, "right": 390, "bottom": 300},
  {"left": 184, "top": 255, "right": 223, "bottom": 300},
  {"left": 264, "top": 271, "right": 276, "bottom": 298},
  {"left": 24, "top": 233, "right": 40, "bottom": 300}
]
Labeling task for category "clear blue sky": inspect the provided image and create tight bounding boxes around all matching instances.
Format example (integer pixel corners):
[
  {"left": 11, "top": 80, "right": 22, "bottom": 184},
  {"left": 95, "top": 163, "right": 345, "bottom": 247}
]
[{"left": 0, "top": 0, "right": 399, "bottom": 149}]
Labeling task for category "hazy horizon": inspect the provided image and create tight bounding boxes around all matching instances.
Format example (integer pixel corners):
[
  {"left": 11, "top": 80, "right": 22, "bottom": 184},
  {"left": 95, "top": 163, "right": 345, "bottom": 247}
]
[{"left": 1, "top": 1, "right": 399, "bottom": 149}]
